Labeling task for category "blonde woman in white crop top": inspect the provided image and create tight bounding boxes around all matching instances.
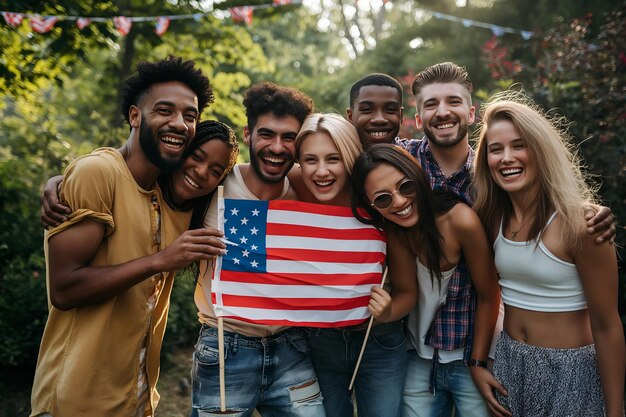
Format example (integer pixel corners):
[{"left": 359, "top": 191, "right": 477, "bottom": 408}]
[{"left": 473, "top": 94, "right": 624, "bottom": 417}]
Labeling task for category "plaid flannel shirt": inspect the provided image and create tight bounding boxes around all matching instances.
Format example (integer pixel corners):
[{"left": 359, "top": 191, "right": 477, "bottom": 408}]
[{"left": 394, "top": 137, "right": 476, "bottom": 363}]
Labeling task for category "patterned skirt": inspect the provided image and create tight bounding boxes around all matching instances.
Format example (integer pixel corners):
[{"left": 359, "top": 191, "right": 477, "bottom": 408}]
[{"left": 493, "top": 331, "right": 605, "bottom": 417}]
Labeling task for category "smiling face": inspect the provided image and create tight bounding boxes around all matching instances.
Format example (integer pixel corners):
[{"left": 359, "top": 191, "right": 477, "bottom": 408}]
[
  {"left": 131, "top": 81, "right": 200, "bottom": 172},
  {"left": 299, "top": 132, "right": 351, "bottom": 206},
  {"left": 348, "top": 85, "right": 403, "bottom": 148},
  {"left": 486, "top": 119, "right": 537, "bottom": 197},
  {"left": 170, "top": 139, "right": 231, "bottom": 203},
  {"left": 246, "top": 113, "right": 300, "bottom": 184},
  {"left": 415, "top": 82, "right": 475, "bottom": 149},
  {"left": 364, "top": 163, "right": 418, "bottom": 228}
]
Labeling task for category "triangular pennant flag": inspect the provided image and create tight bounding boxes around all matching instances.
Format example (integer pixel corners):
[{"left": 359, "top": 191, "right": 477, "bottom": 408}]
[
  {"left": 113, "top": 16, "right": 132, "bottom": 36},
  {"left": 491, "top": 26, "right": 505, "bottom": 37},
  {"left": 2, "top": 12, "right": 24, "bottom": 27},
  {"left": 30, "top": 16, "right": 58, "bottom": 33},
  {"left": 154, "top": 16, "right": 170, "bottom": 36},
  {"left": 230, "top": 6, "right": 253, "bottom": 26},
  {"left": 521, "top": 30, "right": 533, "bottom": 40},
  {"left": 192, "top": 13, "right": 203, "bottom": 21},
  {"left": 462, "top": 18, "right": 472, "bottom": 28},
  {"left": 273, "top": 0, "right": 291, "bottom": 5},
  {"left": 77, "top": 17, "right": 91, "bottom": 30}
]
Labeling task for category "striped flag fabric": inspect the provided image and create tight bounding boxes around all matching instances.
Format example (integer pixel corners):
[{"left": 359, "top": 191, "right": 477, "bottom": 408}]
[
  {"left": 113, "top": 16, "right": 132, "bottom": 35},
  {"left": 2, "top": 12, "right": 24, "bottom": 26},
  {"left": 229, "top": 6, "right": 253, "bottom": 26},
  {"left": 154, "top": 16, "right": 170, "bottom": 36},
  {"left": 212, "top": 198, "right": 386, "bottom": 327},
  {"left": 76, "top": 17, "right": 91, "bottom": 30},
  {"left": 30, "top": 16, "right": 58, "bottom": 33}
]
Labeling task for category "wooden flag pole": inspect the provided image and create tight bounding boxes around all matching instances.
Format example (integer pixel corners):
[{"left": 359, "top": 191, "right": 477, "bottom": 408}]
[
  {"left": 217, "top": 186, "right": 226, "bottom": 412},
  {"left": 348, "top": 267, "right": 388, "bottom": 391}
]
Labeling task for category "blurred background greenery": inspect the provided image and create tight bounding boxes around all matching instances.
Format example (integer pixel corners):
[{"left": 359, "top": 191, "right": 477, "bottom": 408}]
[{"left": 1, "top": 0, "right": 624, "bottom": 415}]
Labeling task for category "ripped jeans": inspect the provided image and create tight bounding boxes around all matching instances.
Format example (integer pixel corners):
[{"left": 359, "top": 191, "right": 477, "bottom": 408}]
[{"left": 190, "top": 324, "right": 326, "bottom": 417}]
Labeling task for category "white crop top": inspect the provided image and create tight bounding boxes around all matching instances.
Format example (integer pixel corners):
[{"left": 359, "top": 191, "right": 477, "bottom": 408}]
[{"left": 494, "top": 212, "right": 587, "bottom": 312}]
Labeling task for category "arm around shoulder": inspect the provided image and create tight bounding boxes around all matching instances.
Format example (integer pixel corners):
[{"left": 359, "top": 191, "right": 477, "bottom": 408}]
[{"left": 573, "top": 233, "right": 624, "bottom": 417}]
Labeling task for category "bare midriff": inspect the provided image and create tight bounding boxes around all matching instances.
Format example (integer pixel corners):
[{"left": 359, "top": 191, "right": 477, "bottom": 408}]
[{"left": 503, "top": 305, "right": 593, "bottom": 349}]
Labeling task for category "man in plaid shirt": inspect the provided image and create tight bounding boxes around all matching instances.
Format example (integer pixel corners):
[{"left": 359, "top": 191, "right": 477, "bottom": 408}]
[{"left": 347, "top": 64, "right": 615, "bottom": 417}]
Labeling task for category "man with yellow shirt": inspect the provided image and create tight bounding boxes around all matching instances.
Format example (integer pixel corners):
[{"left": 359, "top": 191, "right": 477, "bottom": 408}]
[{"left": 31, "top": 57, "right": 216, "bottom": 417}]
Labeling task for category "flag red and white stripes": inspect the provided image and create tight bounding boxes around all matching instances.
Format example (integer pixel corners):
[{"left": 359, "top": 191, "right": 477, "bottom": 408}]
[
  {"left": 76, "top": 17, "right": 91, "bottom": 30},
  {"left": 2, "top": 12, "right": 23, "bottom": 26},
  {"left": 154, "top": 16, "right": 170, "bottom": 36},
  {"left": 212, "top": 198, "right": 386, "bottom": 327},
  {"left": 113, "top": 16, "right": 132, "bottom": 35},
  {"left": 30, "top": 16, "right": 58, "bottom": 33},
  {"left": 229, "top": 6, "right": 253, "bottom": 26}
]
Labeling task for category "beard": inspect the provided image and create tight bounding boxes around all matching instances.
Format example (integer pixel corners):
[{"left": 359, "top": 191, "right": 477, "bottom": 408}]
[
  {"left": 423, "top": 117, "right": 468, "bottom": 148},
  {"left": 138, "top": 118, "right": 182, "bottom": 172},
  {"left": 249, "top": 139, "right": 293, "bottom": 184}
]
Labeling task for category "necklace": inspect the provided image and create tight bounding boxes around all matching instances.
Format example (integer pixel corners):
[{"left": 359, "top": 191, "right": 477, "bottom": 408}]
[{"left": 509, "top": 217, "right": 529, "bottom": 240}]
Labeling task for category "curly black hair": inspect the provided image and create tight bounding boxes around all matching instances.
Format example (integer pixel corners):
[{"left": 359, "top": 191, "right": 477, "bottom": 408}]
[
  {"left": 242, "top": 82, "right": 314, "bottom": 132},
  {"left": 349, "top": 73, "right": 403, "bottom": 109},
  {"left": 119, "top": 56, "right": 214, "bottom": 124}
]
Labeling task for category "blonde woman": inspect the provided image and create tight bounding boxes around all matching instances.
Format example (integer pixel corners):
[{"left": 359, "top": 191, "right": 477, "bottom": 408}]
[
  {"left": 295, "top": 113, "right": 410, "bottom": 417},
  {"left": 473, "top": 94, "right": 625, "bottom": 417}
]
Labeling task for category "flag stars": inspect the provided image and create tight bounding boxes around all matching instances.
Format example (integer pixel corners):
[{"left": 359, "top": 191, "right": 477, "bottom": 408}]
[
  {"left": 241, "top": 217, "right": 249, "bottom": 225},
  {"left": 230, "top": 208, "right": 239, "bottom": 216},
  {"left": 242, "top": 249, "right": 250, "bottom": 258},
  {"left": 229, "top": 226, "right": 238, "bottom": 235},
  {"left": 251, "top": 260, "right": 259, "bottom": 268},
  {"left": 251, "top": 244, "right": 258, "bottom": 251},
  {"left": 239, "top": 236, "right": 248, "bottom": 244},
  {"left": 250, "top": 227, "right": 258, "bottom": 235},
  {"left": 233, "top": 258, "right": 240, "bottom": 265},
  {"left": 251, "top": 209, "right": 260, "bottom": 216}
]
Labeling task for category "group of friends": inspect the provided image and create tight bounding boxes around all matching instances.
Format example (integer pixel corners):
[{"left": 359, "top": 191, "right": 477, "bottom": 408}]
[{"left": 33, "top": 57, "right": 624, "bottom": 417}]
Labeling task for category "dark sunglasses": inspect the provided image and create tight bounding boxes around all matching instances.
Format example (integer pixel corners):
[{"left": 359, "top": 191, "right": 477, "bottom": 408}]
[{"left": 370, "top": 179, "right": 415, "bottom": 209}]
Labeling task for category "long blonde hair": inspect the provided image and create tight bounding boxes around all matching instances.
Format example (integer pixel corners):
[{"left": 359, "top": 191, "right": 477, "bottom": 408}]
[
  {"left": 473, "top": 92, "right": 597, "bottom": 245},
  {"left": 295, "top": 113, "right": 363, "bottom": 174}
]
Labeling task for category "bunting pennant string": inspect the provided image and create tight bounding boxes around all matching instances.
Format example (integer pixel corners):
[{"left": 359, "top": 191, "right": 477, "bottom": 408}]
[
  {"left": 429, "top": 10, "right": 534, "bottom": 39},
  {"left": 1, "top": 1, "right": 533, "bottom": 39}
]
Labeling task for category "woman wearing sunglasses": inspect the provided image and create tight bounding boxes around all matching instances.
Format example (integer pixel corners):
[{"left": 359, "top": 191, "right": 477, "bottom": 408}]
[{"left": 351, "top": 143, "right": 504, "bottom": 416}]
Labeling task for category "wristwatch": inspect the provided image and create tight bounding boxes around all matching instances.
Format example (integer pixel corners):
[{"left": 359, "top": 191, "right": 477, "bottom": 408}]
[{"left": 469, "top": 358, "right": 488, "bottom": 368}]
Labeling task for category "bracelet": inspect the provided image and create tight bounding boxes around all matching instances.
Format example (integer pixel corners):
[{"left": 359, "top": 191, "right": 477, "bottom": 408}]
[{"left": 469, "top": 358, "right": 488, "bottom": 368}]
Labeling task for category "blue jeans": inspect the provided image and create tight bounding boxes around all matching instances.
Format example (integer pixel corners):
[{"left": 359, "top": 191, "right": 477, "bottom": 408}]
[
  {"left": 190, "top": 325, "right": 325, "bottom": 417},
  {"left": 306, "top": 320, "right": 407, "bottom": 417},
  {"left": 403, "top": 351, "right": 488, "bottom": 417}
]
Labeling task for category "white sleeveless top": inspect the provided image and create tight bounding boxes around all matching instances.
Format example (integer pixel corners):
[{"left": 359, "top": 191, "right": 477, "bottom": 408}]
[
  {"left": 494, "top": 212, "right": 587, "bottom": 312},
  {"left": 406, "top": 258, "right": 461, "bottom": 362}
]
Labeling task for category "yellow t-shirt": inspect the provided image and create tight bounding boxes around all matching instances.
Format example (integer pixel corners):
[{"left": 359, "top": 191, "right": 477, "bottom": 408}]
[{"left": 31, "top": 148, "right": 190, "bottom": 417}]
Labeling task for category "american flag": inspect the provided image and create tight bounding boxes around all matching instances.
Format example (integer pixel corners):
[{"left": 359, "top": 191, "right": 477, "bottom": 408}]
[
  {"left": 2, "top": 12, "right": 24, "bottom": 27},
  {"left": 113, "top": 16, "right": 132, "bottom": 36},
  {"left": 229, "top": 6, "right": 253, "bottom": 26},
  {"left": 30, "top": 16, "right": 58, "bottom": 33},
  {"left": 212, "top": 198, "right": 386, "bottom": 327},
  {"left": 154, "top": 16, "right": 170, "bottom": 36},
  {"left": 76, "top": 17, "right": 91, "bottom": 30}
]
